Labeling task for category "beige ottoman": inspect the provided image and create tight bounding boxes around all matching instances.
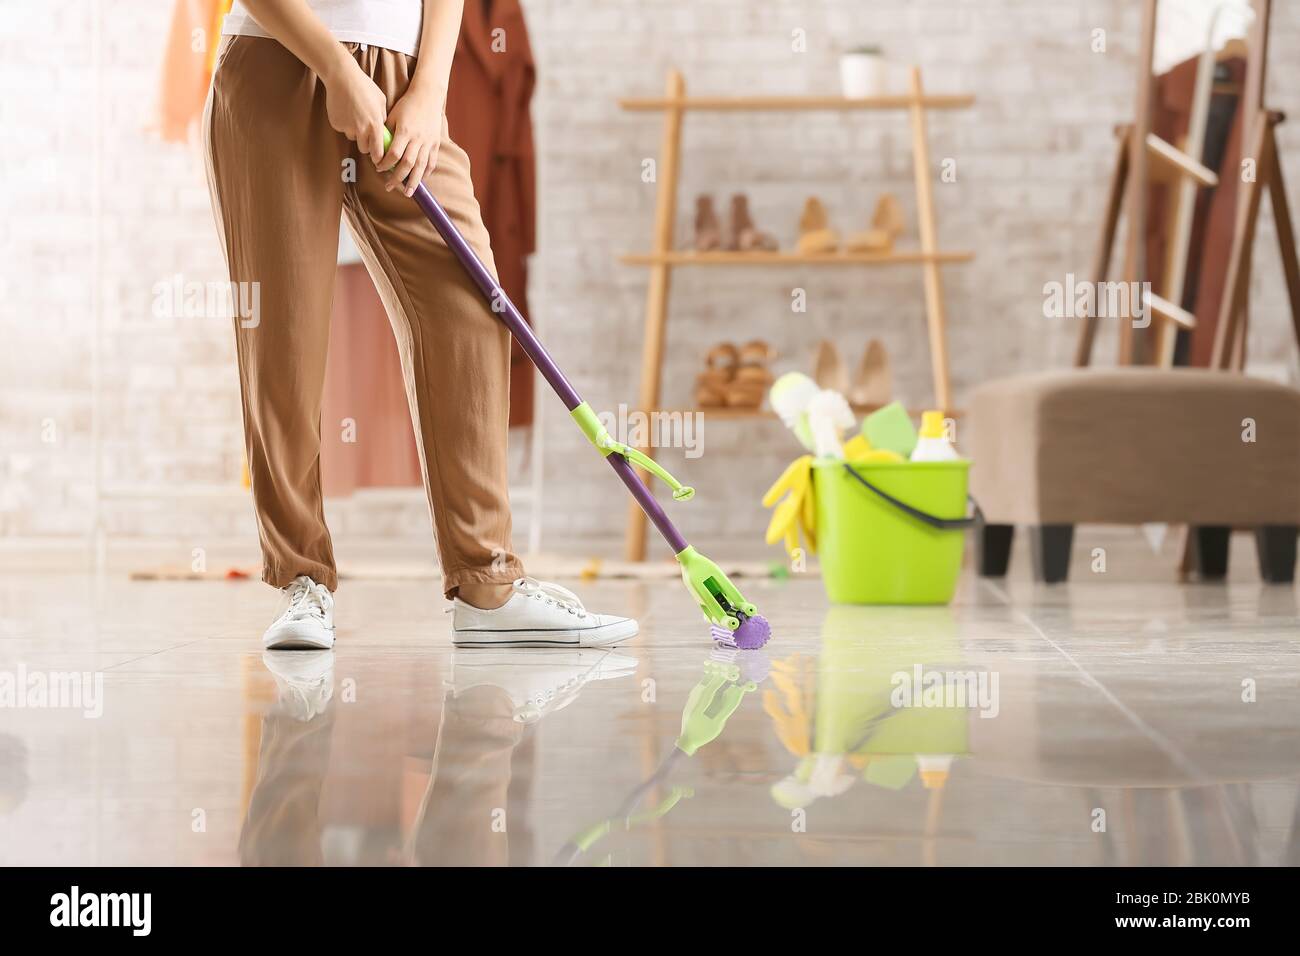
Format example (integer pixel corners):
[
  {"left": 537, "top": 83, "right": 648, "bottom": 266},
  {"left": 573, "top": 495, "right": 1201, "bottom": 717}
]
[{"left": 966, "top": 368, "right": 1300, "bottom": 582}]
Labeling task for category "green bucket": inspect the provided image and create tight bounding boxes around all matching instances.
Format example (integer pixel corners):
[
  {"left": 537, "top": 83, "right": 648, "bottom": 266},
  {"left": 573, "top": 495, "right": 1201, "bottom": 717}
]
[{"left": 813, "top": 459, "right": 975, "bottom": 605}]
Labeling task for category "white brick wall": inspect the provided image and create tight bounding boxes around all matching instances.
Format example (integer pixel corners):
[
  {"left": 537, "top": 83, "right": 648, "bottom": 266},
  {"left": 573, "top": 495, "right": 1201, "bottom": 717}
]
[{"left": 2, "top": 1, "right": 1298, "bottom": 555}]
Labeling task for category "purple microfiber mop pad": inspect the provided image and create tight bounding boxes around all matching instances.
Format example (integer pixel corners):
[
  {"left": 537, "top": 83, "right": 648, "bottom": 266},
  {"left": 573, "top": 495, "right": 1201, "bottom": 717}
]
[{"left": 713, "top": 615, "right": 771, "bottom": 650}]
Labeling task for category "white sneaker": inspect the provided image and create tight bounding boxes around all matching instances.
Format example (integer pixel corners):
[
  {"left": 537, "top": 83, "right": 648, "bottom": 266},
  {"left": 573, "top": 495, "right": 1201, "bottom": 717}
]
[
  {"left": 451, "top": 578, "right": 638, "bottom": 648},
  {"left": 262, "top": 575, "right": 335, "bottom": 650}
]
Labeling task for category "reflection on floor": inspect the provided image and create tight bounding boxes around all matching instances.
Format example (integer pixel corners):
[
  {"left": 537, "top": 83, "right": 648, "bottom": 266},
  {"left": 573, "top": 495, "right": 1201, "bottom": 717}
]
[{"left": 2, "top": 540, "right": 1299, "bottom": 865}]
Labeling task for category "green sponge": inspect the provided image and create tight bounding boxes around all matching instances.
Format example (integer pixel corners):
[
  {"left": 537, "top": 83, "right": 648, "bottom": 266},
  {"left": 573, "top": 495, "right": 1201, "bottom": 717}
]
[{"left": 862, "top": 402, "right": 917, "bottom": 458}]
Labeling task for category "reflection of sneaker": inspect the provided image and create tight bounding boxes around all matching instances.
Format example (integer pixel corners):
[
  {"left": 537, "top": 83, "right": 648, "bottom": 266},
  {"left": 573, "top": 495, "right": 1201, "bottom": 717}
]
[
  {"left": 452, "top": 578, "right": 637, "bottom": 648},
  {"left": 451, "top": 648, "right": 638, "bottom": 723},
  {"left": 771, "top": 754, "right": 855, "bottom": 809},
  {"left": 262, "top": 576, "right": 335, "bottom": 650},
  {"left": 262, "top": 650, "right": 335, "bottom": 721}
]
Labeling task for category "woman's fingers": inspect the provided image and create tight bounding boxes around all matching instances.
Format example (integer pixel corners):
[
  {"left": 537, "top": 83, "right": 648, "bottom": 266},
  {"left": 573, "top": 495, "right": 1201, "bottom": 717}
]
[
  {"left": 404, "top": 145, "right": 439, "bottom": 196},
  {"left": 390, "top": 141, "right": 421, "bottom": 191},
  {"left": 404, "top": 145, "right": 431, "bottom": 197},
  {"left": 361, "top": 122, "right": 385, "bottom": 167},
  {"left": 377, "top": 130, "right": 408, "bottom": 172}
]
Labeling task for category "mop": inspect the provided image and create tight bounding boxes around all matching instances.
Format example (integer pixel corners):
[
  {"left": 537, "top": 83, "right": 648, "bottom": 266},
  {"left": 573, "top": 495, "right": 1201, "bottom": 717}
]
[{"left": 383, "top": 129, "right": 771, "bottom": 648}]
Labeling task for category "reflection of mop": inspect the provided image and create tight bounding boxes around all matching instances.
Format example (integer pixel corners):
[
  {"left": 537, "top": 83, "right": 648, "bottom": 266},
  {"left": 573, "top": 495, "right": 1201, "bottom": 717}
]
[{"left": 552, "top": 651, "right": 769, "bottom": 866}]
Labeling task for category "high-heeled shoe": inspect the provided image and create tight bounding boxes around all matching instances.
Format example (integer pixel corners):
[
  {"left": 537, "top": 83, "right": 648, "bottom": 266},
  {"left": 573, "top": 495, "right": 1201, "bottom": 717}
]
[
  {"left": 812, "top": 339, "right": 849, "bottom": 394},
  {"left": 796, "top": 197, "right": 839, "bottom": 255},
  {"left": 846, "top": 193, "right": 905, "bottom": 253},
  {"left": 849, "top": 338, "right": 893, "bottom": 408}
]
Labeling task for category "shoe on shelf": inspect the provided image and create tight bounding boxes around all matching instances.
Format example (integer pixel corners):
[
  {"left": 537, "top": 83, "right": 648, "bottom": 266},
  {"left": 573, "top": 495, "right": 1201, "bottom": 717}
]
[
  {"left": 451, "top": 578, "right": 638, "bottom": 648},
  {"left": 725, "top": 339, "right": 775, "bottom": 408},
  {"left": 727, "top": 193, "right": 778, "bottom": 252},
  {"left": 262, "top": 575, "right": 335, "bottom": 650},
  {"left": 694, "top": 341, "right": 738, "bottom": 407},
  {"left": 796, "top": 196, "right": 839, "bottom": 255},
  {"left": 812, "top": 339, "right": 849, "bottom": 395},
  {"left": 693, "top": 194, "right": 723, "bottom": 251},
  {"left": 846, "top": 193, "right": 905, "bottom": 253},
  {"left": 849, "top": 338, "right": 893, "bottom": 408}
]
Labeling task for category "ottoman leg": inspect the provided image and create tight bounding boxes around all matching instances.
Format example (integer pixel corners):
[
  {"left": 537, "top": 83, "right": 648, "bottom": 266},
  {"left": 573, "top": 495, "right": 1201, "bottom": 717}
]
[
  {"left": 1030, "top": 525, "right": 1073, "bottom": 584},
  {"left": 1255, "top": 526, "right": 1298, "bottom": 584},
  {"left": 1193, "top": 526, "right": 1231, "bottom": 580},
  {"left": 977, "top": 523, "right": 1014, "bottom": 577}
]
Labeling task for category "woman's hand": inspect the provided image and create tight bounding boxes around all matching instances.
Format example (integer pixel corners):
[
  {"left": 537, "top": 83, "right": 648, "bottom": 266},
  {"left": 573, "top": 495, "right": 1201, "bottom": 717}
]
[
  {"left": 322, "top": 56, "right": 388, "bottom": 166},
  {"left": 377, "top": 86, "right": 444, "bottom": 197}
]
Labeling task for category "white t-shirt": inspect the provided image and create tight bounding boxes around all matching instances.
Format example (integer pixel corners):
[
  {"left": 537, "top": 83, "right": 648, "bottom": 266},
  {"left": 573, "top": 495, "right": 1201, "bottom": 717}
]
[{"left": 222, "top": 1, "right": 424, "bottom": 57}]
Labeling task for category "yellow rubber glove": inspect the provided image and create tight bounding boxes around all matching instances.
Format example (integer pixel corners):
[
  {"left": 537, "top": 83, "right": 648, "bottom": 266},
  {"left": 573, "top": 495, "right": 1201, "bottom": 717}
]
[
  {"left": 762, "top": 455, "right": 812, "bottom": 509},
  {"left": 763, "top": 456, "right": 815, "bottom": 556}
]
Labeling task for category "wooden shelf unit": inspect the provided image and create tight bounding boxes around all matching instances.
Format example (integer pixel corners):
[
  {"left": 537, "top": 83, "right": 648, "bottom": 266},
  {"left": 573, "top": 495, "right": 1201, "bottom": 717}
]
[
  {"left": 620, "top": 68, "right": 973, "bottom": 560},
  {"left": 619, "top": 249, "right": 974, "bottom": 266},
  {"left": 619, "top": 93, "right": 976, "bottom": 112}
]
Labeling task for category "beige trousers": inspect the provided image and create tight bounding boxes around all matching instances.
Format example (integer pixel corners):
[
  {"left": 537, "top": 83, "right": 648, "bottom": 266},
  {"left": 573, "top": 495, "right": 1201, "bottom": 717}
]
[{"left": 204, "top": 36, "right": 523, "bottom": 595}]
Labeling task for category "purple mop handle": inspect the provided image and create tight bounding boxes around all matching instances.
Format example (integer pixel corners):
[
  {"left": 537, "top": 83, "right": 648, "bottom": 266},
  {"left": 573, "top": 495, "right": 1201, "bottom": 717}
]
[{"left": 410, "top": 183, "right": 690, "bottom": 555}]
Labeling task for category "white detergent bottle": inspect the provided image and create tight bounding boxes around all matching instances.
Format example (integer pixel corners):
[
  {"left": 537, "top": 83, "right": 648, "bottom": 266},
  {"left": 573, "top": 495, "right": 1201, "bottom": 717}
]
[{"left": 910, "top": 410, "right": 960, "bottom": 461}]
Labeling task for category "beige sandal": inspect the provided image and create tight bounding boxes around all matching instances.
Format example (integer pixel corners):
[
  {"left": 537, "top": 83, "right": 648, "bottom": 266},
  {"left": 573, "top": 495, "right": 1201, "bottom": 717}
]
[
  {"left": 725, "top": 340, "right": 776, "bottom": 408},
  {"left": 694, "top": 342, "right": 738, "bottom": 407}
]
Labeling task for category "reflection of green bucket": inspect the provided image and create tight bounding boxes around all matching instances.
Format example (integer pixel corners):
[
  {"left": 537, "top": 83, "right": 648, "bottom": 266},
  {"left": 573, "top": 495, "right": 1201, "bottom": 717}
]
[{"left": 813, "top": 460, "right": 973, "bottom": 605}]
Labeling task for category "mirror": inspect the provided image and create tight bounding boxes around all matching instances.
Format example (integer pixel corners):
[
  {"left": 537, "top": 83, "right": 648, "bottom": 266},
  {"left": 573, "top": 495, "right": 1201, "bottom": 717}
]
[{"left": 1144, "top": 0, "right": 1256, "bottom": 366}]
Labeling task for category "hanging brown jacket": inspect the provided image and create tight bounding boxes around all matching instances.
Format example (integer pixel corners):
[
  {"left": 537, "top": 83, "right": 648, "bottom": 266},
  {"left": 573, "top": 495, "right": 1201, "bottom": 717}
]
[{"left": 446, "top": 0, "right": 538, "bottom": 427}]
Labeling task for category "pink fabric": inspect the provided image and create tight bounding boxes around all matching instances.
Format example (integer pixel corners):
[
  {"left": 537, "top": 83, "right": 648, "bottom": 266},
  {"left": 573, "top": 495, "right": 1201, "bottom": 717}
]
[{"left": 320, "top": 264, "right": 423, "bottom": 497}]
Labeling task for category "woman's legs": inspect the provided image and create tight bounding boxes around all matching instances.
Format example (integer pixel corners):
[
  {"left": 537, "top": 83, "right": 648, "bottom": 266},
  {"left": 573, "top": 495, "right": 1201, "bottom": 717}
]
[
  {"left": 206, "top": 38, "right": 522, "bottom": 601},
  {"left": 341, "top": 46, "right": 523, "bottom": 601},
  {"left": 204, "top": 37, "right": 350, "bottom": 591}
]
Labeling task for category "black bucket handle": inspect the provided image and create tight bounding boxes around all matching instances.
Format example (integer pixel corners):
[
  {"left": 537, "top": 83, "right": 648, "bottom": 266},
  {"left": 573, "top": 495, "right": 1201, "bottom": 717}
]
[{"left": 840, "top": 462, "right": 983, "bottom": 531}]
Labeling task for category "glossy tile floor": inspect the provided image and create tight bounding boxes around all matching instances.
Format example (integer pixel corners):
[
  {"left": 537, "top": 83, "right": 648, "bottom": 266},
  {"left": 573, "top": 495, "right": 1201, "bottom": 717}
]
[{"left": 2, "top": 537, "right": 1299, "bottom": 866}]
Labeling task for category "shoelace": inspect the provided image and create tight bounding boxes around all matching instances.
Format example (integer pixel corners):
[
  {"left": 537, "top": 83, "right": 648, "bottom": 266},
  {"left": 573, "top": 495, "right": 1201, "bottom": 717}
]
[
  {"left": 282, "top": 576, "right": 331, "bottom": 623},
  {"left": 512, "top": 577, "right": 588, "bottom": 619}
]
